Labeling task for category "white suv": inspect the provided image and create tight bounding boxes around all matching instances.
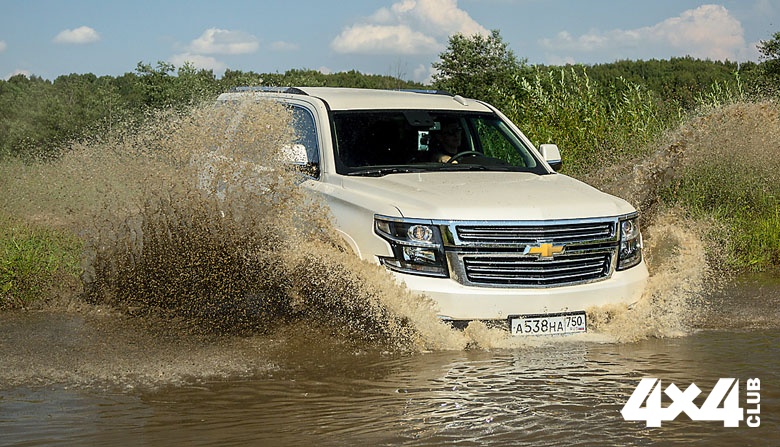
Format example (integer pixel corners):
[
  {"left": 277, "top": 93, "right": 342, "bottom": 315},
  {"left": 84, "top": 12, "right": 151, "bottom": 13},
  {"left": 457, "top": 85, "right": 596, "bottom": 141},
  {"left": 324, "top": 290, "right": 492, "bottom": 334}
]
[{"left": 216, "top": 87, "right": 648, "bottom": 335}]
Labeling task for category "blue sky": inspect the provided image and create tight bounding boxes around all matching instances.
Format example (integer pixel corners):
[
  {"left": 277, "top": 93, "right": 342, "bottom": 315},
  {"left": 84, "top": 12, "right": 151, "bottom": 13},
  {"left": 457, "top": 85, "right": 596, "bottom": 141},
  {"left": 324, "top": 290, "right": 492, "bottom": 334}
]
[{"left": 1, "top": 0, "right": 778, "bottom": 83}]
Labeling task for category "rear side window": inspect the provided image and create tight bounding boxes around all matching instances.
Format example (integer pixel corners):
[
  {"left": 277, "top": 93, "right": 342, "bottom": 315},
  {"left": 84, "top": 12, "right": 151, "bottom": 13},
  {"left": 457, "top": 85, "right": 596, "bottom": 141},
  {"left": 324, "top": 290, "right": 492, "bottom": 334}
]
[{"left": 291, "top": 106, "right": 320, "bottom": 166}]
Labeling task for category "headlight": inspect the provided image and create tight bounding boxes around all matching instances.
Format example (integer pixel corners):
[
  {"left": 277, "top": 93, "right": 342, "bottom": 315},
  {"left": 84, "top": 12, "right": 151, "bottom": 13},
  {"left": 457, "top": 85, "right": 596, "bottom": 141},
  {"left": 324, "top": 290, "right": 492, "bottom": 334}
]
[
  {"left": 374, "top": 216, "right": 448, "bottom": 277},
  {"left": 617, "top": 215, "right": 642, "bottom": 270}
]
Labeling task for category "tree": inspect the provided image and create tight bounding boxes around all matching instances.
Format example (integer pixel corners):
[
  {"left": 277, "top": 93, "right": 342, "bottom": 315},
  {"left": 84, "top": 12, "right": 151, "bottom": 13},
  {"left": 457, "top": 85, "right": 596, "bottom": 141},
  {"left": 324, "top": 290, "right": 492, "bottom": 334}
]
[
  {"left": 135, "top": 61, "right": 178, "bottom": 108},
  {"left": 758, "top": 31, "right": 780, "bottom": 77},
  {"left": 220, "top": 69, "right": 264, "bottom": 91},
  {"left": 752, "top": 31, "right": 780, "bottom": 95},
  {"left": 758, "top": 32, "right": 780, "bottom": 63},
  {"left": 431, "top": 30, "right": 527, "bottom": 108},
  {"left": 175, "top": 62, "right": 219, "bottom": 104}
]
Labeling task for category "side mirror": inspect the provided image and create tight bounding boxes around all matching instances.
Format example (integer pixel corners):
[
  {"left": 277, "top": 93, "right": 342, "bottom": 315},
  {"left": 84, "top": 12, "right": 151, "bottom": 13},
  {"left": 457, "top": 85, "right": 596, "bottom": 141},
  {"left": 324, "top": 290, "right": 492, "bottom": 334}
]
[
  {"left": 281, "top": 144, "right": 309, "bottom": 165},
  {"left": 539, "top": 144, "right": 562, "bottom": 171},
  {"left": 281, "top": 143, "right": 320, "bottom": 178}
]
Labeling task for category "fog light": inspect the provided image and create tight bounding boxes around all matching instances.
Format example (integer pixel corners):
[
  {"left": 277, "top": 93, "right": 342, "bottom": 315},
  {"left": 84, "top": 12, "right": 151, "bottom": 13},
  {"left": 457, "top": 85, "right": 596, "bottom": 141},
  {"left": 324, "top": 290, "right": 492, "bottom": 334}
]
[{"left": 403, "top": 246, "right": 437, "bottom": 264}]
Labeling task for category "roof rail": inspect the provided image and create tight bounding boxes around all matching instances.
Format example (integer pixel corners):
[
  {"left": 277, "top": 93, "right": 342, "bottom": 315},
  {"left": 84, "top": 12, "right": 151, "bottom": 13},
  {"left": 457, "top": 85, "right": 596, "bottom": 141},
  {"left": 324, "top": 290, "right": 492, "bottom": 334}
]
[
  {"left": 229, "top": 86, "right": 308, "bottom": 95},
  {"left": 398, "top": 89, "right": 454, "bottom": 96}
]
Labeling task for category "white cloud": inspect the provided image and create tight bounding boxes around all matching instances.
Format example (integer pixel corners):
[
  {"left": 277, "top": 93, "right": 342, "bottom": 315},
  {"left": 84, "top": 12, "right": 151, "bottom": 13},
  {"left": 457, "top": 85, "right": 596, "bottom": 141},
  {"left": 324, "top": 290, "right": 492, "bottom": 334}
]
[
  {"left": 53, "top": 26, "right": 100, "bottom": 44},
  {"left": 413, "top": 63, "right": 436, "bottom": 84},
  {"left": 541, "top": 5, "right": 753, "bottom": 62},
  {"left": 167, "top": 28, "right": 261, "bottom": 73},
  {"left": 331, "top": 0, "right": 488, "bottom": 55},
  {"left": 188, "top": 28, "right": 259, "bottom": 55},
  {"left": 389, "top": 0, "right": 488, "bottom": 37},
  {"left": 332, "top": 24, "right": 440, "bottom": 54},
  {"left": 647, "top": 5, "right": 745, "bottom": 60},
  {"left": 543, "top": 53, "right": 576, "bottom": 66},
  {"left": 169, "top": 53, "right": 226, "bottom": 72},
  {"left": 0, "top": 40, "right": 6, "bottom": 53}
]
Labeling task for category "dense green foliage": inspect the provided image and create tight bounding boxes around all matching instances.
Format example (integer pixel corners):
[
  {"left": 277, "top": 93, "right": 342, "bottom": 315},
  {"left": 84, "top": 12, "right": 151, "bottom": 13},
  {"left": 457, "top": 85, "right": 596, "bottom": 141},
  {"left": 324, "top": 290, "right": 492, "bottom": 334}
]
[
  {"left": 665, "top": 161, "right": 780, "bottom": 269},
  {"left": 503, "top": 68, "right": 673, "bottom": 174},
  {"left": 0, "top": 43, "right": 766, "bottom": 163},
  {"left": 571, "top": 57, "right": 754, "bottom": 110},
  {"left": 653, "top": 101, "right": 780, "bottom": 271}
]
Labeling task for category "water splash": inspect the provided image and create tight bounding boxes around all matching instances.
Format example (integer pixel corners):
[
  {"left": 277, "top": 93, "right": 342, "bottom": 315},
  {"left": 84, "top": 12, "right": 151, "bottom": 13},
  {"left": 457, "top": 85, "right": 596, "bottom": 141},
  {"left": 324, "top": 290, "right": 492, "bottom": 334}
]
[
  {"left": 587, "top": 210, "right": 710, "bottom": 342},
  {"left": 56, "top": 100, "right": 460, "bottom": 351}
]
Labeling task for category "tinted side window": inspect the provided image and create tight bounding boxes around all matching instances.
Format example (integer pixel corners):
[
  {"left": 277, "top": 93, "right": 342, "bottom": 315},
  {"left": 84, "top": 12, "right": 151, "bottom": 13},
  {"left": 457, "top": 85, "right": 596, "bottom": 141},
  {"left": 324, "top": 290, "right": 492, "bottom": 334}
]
[{"left": 292, "top": 106, "right": 320, "bottom": 166}]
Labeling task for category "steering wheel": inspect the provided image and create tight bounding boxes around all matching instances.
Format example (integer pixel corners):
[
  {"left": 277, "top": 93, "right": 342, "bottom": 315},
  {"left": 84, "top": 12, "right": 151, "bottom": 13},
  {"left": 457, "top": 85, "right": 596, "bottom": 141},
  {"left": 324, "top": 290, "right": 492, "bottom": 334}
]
[{"left": 447, "top": 151, "right": 482, "bottom": 163}]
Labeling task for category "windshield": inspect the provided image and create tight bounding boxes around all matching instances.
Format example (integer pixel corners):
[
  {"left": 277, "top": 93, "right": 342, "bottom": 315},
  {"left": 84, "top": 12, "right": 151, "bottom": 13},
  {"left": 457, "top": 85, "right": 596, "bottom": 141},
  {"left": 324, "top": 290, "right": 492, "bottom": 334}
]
[{"left": 331, "top": 110, "right": 548, "bottom": 176}]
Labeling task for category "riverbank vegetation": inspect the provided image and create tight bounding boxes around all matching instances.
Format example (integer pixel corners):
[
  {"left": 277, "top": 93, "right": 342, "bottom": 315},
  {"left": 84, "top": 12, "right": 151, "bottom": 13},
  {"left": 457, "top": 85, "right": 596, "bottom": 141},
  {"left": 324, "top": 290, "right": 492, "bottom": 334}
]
[
  {"left": 0, "top": 218, "right": 82, "bottom": 309},
  {"left": 2, "top": 30, "right": 780, "bottom": 308}
]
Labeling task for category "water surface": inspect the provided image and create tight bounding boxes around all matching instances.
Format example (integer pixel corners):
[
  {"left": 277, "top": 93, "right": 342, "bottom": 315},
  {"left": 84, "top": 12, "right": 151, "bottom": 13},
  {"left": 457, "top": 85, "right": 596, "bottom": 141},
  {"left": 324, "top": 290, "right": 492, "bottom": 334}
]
[{"left": 1, "top": 275, "right": 777, "bottom": 446}]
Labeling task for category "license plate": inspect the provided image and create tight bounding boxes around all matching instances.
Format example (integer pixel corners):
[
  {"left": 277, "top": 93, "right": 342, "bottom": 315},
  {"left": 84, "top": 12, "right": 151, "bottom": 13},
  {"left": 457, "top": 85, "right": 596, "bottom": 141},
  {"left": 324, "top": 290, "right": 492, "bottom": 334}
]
[{"left": 509, "top": 311, "right": 587, "bottom": 336}]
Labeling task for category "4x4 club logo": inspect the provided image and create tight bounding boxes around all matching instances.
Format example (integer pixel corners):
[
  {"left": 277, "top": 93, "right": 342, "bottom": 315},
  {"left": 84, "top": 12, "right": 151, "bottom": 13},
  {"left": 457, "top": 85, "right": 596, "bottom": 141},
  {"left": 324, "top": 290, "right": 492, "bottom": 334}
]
[{"left": 621, "top": 378, "right": 761, "bottom": 427}]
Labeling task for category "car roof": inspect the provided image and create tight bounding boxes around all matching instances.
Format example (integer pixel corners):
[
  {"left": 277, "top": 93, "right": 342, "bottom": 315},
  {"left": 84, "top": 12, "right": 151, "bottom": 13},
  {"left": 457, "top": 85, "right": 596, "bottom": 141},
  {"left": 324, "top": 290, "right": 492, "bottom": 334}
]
[{"left": 217, "top": 87, "right": 495, "bottom": 112}]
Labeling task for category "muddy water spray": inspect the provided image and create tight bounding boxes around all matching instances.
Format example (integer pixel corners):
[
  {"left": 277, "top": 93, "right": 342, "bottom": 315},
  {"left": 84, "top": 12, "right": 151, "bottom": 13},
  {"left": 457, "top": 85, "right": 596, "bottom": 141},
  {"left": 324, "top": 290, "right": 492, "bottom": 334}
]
[{"left": 60, "top": 100, "right": 464, "bottom": 351}]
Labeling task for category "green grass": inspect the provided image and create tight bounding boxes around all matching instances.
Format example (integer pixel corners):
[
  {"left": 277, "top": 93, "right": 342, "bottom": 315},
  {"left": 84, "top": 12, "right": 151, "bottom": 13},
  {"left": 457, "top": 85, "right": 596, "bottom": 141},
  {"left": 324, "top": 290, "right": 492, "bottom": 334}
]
[
  {"left": 0, "top": 219, "right": 83, "bottom": 309},
  {"left": 732, "top": 208, "right": 780, "bottom": 269},
  {"left": 663, "top": 175, "right": 780, "bottom": 271}
]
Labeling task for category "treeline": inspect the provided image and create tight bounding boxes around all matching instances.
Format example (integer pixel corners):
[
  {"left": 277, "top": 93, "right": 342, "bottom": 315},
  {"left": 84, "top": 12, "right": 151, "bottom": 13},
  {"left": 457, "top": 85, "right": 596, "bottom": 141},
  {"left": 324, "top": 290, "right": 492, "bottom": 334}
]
[
  {"left": 0, "top": 62, "right": 425, "bottom": 159},
  {"left": 555, "top": 57, "right": 757, "bottom": 110},
  {"left": 0, "top": 48, "right": 776, "bottom": 160}
]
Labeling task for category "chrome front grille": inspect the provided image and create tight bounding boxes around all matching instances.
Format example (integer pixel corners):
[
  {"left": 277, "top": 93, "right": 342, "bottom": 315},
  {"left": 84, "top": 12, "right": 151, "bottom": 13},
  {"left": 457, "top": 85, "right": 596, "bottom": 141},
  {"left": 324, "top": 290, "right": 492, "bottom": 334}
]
[
  {"left": 456, "top": 221, "right": 615, "bottom": 245},
  {"left": 462, "top": 252, "right": 612, "bottom": 286},
  {"left": 443, "top": 218, "right": 619, "bottom": 288}
]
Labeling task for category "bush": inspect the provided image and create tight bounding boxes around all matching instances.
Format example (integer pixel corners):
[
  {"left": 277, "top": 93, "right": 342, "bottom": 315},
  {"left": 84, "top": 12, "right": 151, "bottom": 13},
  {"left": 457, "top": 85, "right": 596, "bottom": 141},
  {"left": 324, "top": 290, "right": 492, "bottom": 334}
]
[{"left": 0, "top": 220, "right": 82, "bottom": 309}]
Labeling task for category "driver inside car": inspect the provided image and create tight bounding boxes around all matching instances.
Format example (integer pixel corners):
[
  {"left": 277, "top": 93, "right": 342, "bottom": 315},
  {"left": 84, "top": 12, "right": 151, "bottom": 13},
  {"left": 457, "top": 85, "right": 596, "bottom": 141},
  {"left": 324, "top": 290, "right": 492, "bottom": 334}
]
[{"left": 429, "top": 119, "right": 465, "bottom": 163}]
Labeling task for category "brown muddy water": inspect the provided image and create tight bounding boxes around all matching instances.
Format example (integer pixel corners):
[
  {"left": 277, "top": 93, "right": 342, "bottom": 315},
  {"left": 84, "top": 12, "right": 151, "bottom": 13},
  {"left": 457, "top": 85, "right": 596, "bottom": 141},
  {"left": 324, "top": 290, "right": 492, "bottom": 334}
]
[{"left": 1, "top": 275, "right": 778, "bottom": 446}]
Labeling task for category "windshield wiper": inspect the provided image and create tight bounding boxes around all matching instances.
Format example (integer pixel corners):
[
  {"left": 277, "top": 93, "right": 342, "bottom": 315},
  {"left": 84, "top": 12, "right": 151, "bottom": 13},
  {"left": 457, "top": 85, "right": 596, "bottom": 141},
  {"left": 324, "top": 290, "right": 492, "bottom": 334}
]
[
  {"left": 434, "top": 164, "right": 507, "bottom": 172},
  {"left": 346, "top": 166, "right": 427, "bottom": 177},
  {"left": 441, "top": 162, "right": 524, "bottom": 172}
]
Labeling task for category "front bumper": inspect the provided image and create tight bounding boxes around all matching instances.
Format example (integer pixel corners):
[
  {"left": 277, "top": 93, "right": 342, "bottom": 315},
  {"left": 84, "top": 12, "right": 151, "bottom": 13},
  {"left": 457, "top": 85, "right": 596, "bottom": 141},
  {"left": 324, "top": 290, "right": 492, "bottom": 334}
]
[{"left": 396, "top": 261, "right": 649, "bottom": 321}]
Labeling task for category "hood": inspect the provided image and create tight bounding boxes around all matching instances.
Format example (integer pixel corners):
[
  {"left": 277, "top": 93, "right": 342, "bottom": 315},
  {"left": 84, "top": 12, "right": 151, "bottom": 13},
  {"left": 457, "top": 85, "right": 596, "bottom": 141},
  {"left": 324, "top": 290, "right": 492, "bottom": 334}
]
[{"left": 339, "top": 171, "right": 636, "bottom": 221}]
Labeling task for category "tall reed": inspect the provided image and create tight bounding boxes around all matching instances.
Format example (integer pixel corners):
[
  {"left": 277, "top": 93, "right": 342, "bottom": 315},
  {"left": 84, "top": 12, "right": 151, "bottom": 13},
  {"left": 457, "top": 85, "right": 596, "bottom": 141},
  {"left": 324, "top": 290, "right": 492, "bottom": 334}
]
[{"left": 504, "top": 68, "right": 677, "bottom": 175}]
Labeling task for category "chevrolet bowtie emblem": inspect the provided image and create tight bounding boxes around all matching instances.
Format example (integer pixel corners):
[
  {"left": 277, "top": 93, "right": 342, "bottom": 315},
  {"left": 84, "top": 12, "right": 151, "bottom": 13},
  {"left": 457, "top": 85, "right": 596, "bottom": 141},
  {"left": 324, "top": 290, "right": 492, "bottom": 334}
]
[{"left": 524, "top": 242, "right": 565, "bottom": 259}]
